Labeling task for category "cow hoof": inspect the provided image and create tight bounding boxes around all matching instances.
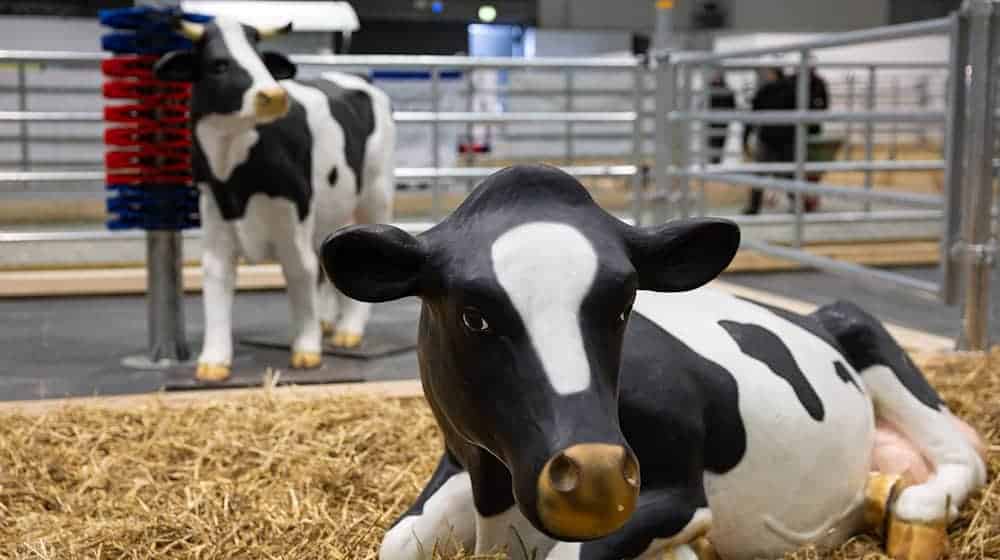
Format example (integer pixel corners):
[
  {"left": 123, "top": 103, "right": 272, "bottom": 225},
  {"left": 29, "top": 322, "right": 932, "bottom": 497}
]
[
  {"left": 331, "top": 331, "right": 363, "bottom": 349},
  {"left": 886, "top": 518, "right": 948, "bottom": 560},
  {"left": 320, "top": 320, "right": 335, "bottom": 337},
  {"left": 195, "top": 362, "right": 231, "bottom": 382},
  {"left": 290, "top": 351, "right": 322, "bottom": 369},
  {"left": 864, "top": 472, "right": 905, "bottom": 537}
]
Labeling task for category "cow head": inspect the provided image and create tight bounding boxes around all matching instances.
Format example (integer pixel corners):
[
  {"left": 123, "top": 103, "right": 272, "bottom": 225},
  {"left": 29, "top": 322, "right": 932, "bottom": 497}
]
[
  {"left": 321, "top": 165, "right": 740, "bottom": 541},
  {"left": 154, "top": 17, "right": 296, "bottom": 125}
]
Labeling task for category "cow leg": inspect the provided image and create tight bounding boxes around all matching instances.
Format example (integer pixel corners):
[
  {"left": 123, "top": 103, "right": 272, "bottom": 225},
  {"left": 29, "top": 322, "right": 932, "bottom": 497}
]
[
  {"left": 274, "top": 215, "right": 323, "bottom": 369},
  {"left": 380, "top": 450, "right": 476, "bottom": 560},
  {"left": 330, "top": 167, "right": 393, "bottom": 348},
  {"left": 812, "top": 301, "right": 987, "bottom": 560},
  {"left": 318, "top": 276, "right": 339, "bottom": 338},
  {"left": 197, "top": 190, "right": 239, "bottom": 381}
]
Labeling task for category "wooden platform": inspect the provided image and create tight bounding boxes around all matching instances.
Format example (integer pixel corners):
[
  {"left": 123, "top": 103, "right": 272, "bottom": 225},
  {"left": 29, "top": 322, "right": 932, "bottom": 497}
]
[{"left": 0, "top": 240, "right": 940, "bottom": 298}]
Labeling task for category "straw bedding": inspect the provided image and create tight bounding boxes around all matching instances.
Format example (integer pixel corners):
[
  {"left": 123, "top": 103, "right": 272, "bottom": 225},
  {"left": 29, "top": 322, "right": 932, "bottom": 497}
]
[{"left": 0, "top": 349, "right": 996, "bottom": 559}]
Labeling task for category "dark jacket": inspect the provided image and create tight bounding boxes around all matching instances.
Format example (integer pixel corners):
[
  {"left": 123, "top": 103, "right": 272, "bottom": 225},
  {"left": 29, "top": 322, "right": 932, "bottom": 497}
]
[
  {"left": 708, "top": 80, "right": 736, "bottom": 129},
  {"left": 743, "top": 77, "right": 796, "bottom": 150}
]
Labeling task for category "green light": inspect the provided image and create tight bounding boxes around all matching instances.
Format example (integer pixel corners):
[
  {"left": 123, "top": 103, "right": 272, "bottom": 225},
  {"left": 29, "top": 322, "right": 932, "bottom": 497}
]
[{"left": 478, "top": 4, "right": 497, "bottom": 22}]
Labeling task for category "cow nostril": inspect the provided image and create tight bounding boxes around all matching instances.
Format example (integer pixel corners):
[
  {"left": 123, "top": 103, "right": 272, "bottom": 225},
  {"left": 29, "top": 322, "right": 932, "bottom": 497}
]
[
  {"left": 548, "top": 453, "right": 580, "bottom": 493},
  {"left": 622, "top": 450, "right": 640, "bottom": 489}
]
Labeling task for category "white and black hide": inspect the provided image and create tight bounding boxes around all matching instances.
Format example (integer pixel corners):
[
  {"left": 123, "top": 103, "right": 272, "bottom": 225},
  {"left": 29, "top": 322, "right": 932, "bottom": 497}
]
[
  {"left": 320, "top": 165, "right": 986, "bottom": 560},
  {"left": 154, "top": 17, "right": 396, "bottom": 380}
]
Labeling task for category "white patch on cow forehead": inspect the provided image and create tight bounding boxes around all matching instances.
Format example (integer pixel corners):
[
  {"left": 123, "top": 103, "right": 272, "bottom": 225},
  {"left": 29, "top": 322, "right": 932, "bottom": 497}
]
[
  {"left": 216, "top": 18, "right": 278, "bottom": 101},
  {"left": 491, "top": 222, "right": 597, "bottom": 395}
]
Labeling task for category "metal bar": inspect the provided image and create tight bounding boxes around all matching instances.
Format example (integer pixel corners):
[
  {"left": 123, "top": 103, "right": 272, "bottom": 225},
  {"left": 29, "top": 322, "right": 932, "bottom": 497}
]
[
  {"left": 430, "top": 67, "right": 441, "bottom": 220},
  {"left": 701, "top": 160, "right": 948, "bottom": 173},
  {"left": 957, "top": 0, "right": 997, "bottom": 351},
  {"left": 293, "top": 53, "right": 641, "bottom": 69},
  {"left": 0, "top": 50, "right": 953, "bottom": 71},
  {"left": 0, "top": 111, "right": 103, "bottom": 122},
  {"left": 741, "top": 238, "right": 941, "bottom": 299},
  {"left": 565, "top": 68, "right": 574, "bottom": 164},
  {"left": 864, "top": 65, "right": 877, "bottom": 212},
  {"left": 0, "top": 171, "right": 104, "bottom": 182},
  {"left": 941, "top": 10, "right": 970, "bottom": 305},
  {"left": 655, "top": 59, "right": 675, "bottom": 223},
  {"left": 395, "top": 165, "right": 639, "bottom": 179},
  {"left": 676, "top": 171, "right": 943, "bottom": 207},
  {"left": 394, "top": 111, "right": 637, "bottom": 123},
  {"left": 0, "top": 209, "right": 962, "bottom": 245},
  {"left": 631, "top": 63, "right": 644, "bottom": 226},
  {"left": 793, "top": 50, "right": 810, "bottom": 247},
  {"left": 16, "top": 63, "right": 29, "bottom": 171},
  {"left": 669, "top": 18, "right": 951, "bottom": 64},
  {"left": 667, "top": 110, "right": 944, "bottom": 124},
  {"left": 146, "top": 231, "right": 190, "bottom": 363}
]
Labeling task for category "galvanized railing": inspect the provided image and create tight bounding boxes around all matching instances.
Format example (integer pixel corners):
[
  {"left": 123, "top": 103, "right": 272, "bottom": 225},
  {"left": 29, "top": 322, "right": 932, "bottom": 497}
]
[{"left": 655, "top": 4, "right": 998, "bottom": 349}]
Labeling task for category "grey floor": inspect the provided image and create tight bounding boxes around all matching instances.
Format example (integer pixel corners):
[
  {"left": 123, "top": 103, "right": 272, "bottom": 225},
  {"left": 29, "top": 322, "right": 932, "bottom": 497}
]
[{"left": 0, "top": 266, "right": 994, "bottom": 402}]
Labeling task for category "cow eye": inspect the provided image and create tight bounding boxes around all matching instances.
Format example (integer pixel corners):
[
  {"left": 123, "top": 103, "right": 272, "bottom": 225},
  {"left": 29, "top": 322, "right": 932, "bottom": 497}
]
[
  {"left": 461, "top": 307, "right": 491, "bottom": 334},
  {"left": 211, "top": 59, "right": 230, "bottom": 74}
]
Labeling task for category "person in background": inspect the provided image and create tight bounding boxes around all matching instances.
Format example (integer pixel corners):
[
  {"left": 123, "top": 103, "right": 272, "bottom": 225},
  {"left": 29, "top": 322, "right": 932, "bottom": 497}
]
[
  {"left": 794, "top": 67, "right": 830, "bottom": 212},
  {"left": 707, "top": 70, "right": 736, "bottom": 165},
  {"left": 741, "top": 66, "right": 795, "bottom": 215}
]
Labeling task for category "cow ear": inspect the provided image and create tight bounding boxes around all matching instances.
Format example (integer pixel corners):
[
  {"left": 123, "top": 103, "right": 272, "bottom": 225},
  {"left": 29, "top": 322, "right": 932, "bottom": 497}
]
[
  {"left": 153, "top": 51, "right": 199, "bottom": 82},
  {"left": 625, "top": 218, "right": 740, "bottom": 292},
  {"left": 321, "top": 225, "right": 428, "bottom": 302},
  {"left": 261, "top": 51, "right": 296, "bottom": 80}
]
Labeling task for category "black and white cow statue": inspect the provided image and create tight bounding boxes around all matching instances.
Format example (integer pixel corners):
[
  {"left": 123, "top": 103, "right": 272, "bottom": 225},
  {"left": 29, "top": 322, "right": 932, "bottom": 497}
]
[
  {"left": 320, "top": 165, "right": 987, "bottom": 560},
  {"left": 154, "top": 18, "right": 395, "bottom": 381}
]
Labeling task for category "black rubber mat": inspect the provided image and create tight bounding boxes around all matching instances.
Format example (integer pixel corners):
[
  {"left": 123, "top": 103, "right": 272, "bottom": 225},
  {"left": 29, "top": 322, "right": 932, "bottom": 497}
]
[
  {"left": 162, "top": 346, "right": 366, "bottom": 390},
  {"left": 239, "top": 318, "right": 418, "bottom": 360}
]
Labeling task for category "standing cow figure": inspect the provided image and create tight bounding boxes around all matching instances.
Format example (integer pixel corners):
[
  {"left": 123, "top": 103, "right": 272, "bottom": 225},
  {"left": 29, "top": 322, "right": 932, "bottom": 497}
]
[
  {"left": 154, "top": 17, "right": 395, "bottom": 381},
  {"left": 321, "top": 165, "right": 987, "bottom": 560}
]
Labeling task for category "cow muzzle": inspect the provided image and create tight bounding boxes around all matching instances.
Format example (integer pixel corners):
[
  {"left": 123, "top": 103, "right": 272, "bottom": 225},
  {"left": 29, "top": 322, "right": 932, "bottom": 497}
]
[
  {"left": 536, "top": 443, "right": 640, "bottom": 540},
  {"left": 254, "top": 87, "right": 290, "bottom": 121}
]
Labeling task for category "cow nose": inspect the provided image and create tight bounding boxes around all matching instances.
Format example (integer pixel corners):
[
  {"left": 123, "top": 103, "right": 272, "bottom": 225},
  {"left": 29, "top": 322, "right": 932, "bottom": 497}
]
[
  {"left": 254, "top": 87, "right": 289, "bottom": 119},
  {"left": 536, "top": 443, "right": 640, "bottom": 540}
]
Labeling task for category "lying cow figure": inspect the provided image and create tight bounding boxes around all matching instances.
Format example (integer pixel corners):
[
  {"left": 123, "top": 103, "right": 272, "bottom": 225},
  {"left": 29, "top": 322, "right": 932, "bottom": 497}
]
[
  {"left": 154, "top": 17, "right": 395, "bottom": 381},
  {"left": 321, "top": 165, "right": 987, "bottom": 560}
]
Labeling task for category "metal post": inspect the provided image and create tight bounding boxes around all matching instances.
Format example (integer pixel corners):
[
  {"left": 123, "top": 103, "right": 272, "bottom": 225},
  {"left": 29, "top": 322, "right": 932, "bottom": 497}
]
[
  {"left": 631, "top": 62, "right": 644, "bottom": 226},
  {"left": 889, "top": 77, "right": 900, "bottom": 160},
  {"left": 430, "top": 66, "right": 441, "bottom": 219},
  {"left": 565, "top": 68, "right": 574, "bottom": 165},
  {"left": 940, "top": 10, "right": 969, "bottom": 305},
  {"left": 146, "top": 231, "right": 189, "bottom": 362},
  {"left": 465, "top": 67, "right": 475, "bottom": 192},
  {"left": 793, "top": 50, "right": 810, "bottom": 248},
  {"left": 916, "top": 75, "right": 930, "bottom": 146},
  {"left": 678, "top": 64, "right": 692, "bottom": 217},
  {"left": 864, "top": 65, "right": 877, "bottom": 212},
  {"left": 956, "top": 0, "right": 997, "bottom": 351},
  {"left": 16, "top": 62, "right": 29, "bottom": 170},
  {"left": 696, "top": 63, "right": 708, "bottom": 217},
  {"left": 845, "top": 73, "right": 856, "bottom": 158},
  {"left": 655, "top": 57, "right": 675, "bottom": 223}
]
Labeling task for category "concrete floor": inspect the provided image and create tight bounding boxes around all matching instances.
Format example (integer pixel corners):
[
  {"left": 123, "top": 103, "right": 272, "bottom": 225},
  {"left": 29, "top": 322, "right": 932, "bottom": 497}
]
[{"left": 0, "top": 266, "right": 994, "bottom": 402}]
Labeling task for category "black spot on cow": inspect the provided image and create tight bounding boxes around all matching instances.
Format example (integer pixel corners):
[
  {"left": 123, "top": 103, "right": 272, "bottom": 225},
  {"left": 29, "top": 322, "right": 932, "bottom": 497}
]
[
  {"left": 812, "top": 300, "right": 943, "bottom": 411},
  {"left": 834, "top": 360, "right": 864, "bottom": 394},
  {"left": 302, "top": 79, "right": 375, "bottom": 194},
  {"left": 719, "top": 320, "right": 825, "bottom": 421},
  {"left": 194, "top": 99, "right": 315, "bottom": 221},
  {"left": 738, "top": 296, "right": 845, "bottom": 354},
  {"left": 327, "top": 166, "right": 338, "bottom": 187}
]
